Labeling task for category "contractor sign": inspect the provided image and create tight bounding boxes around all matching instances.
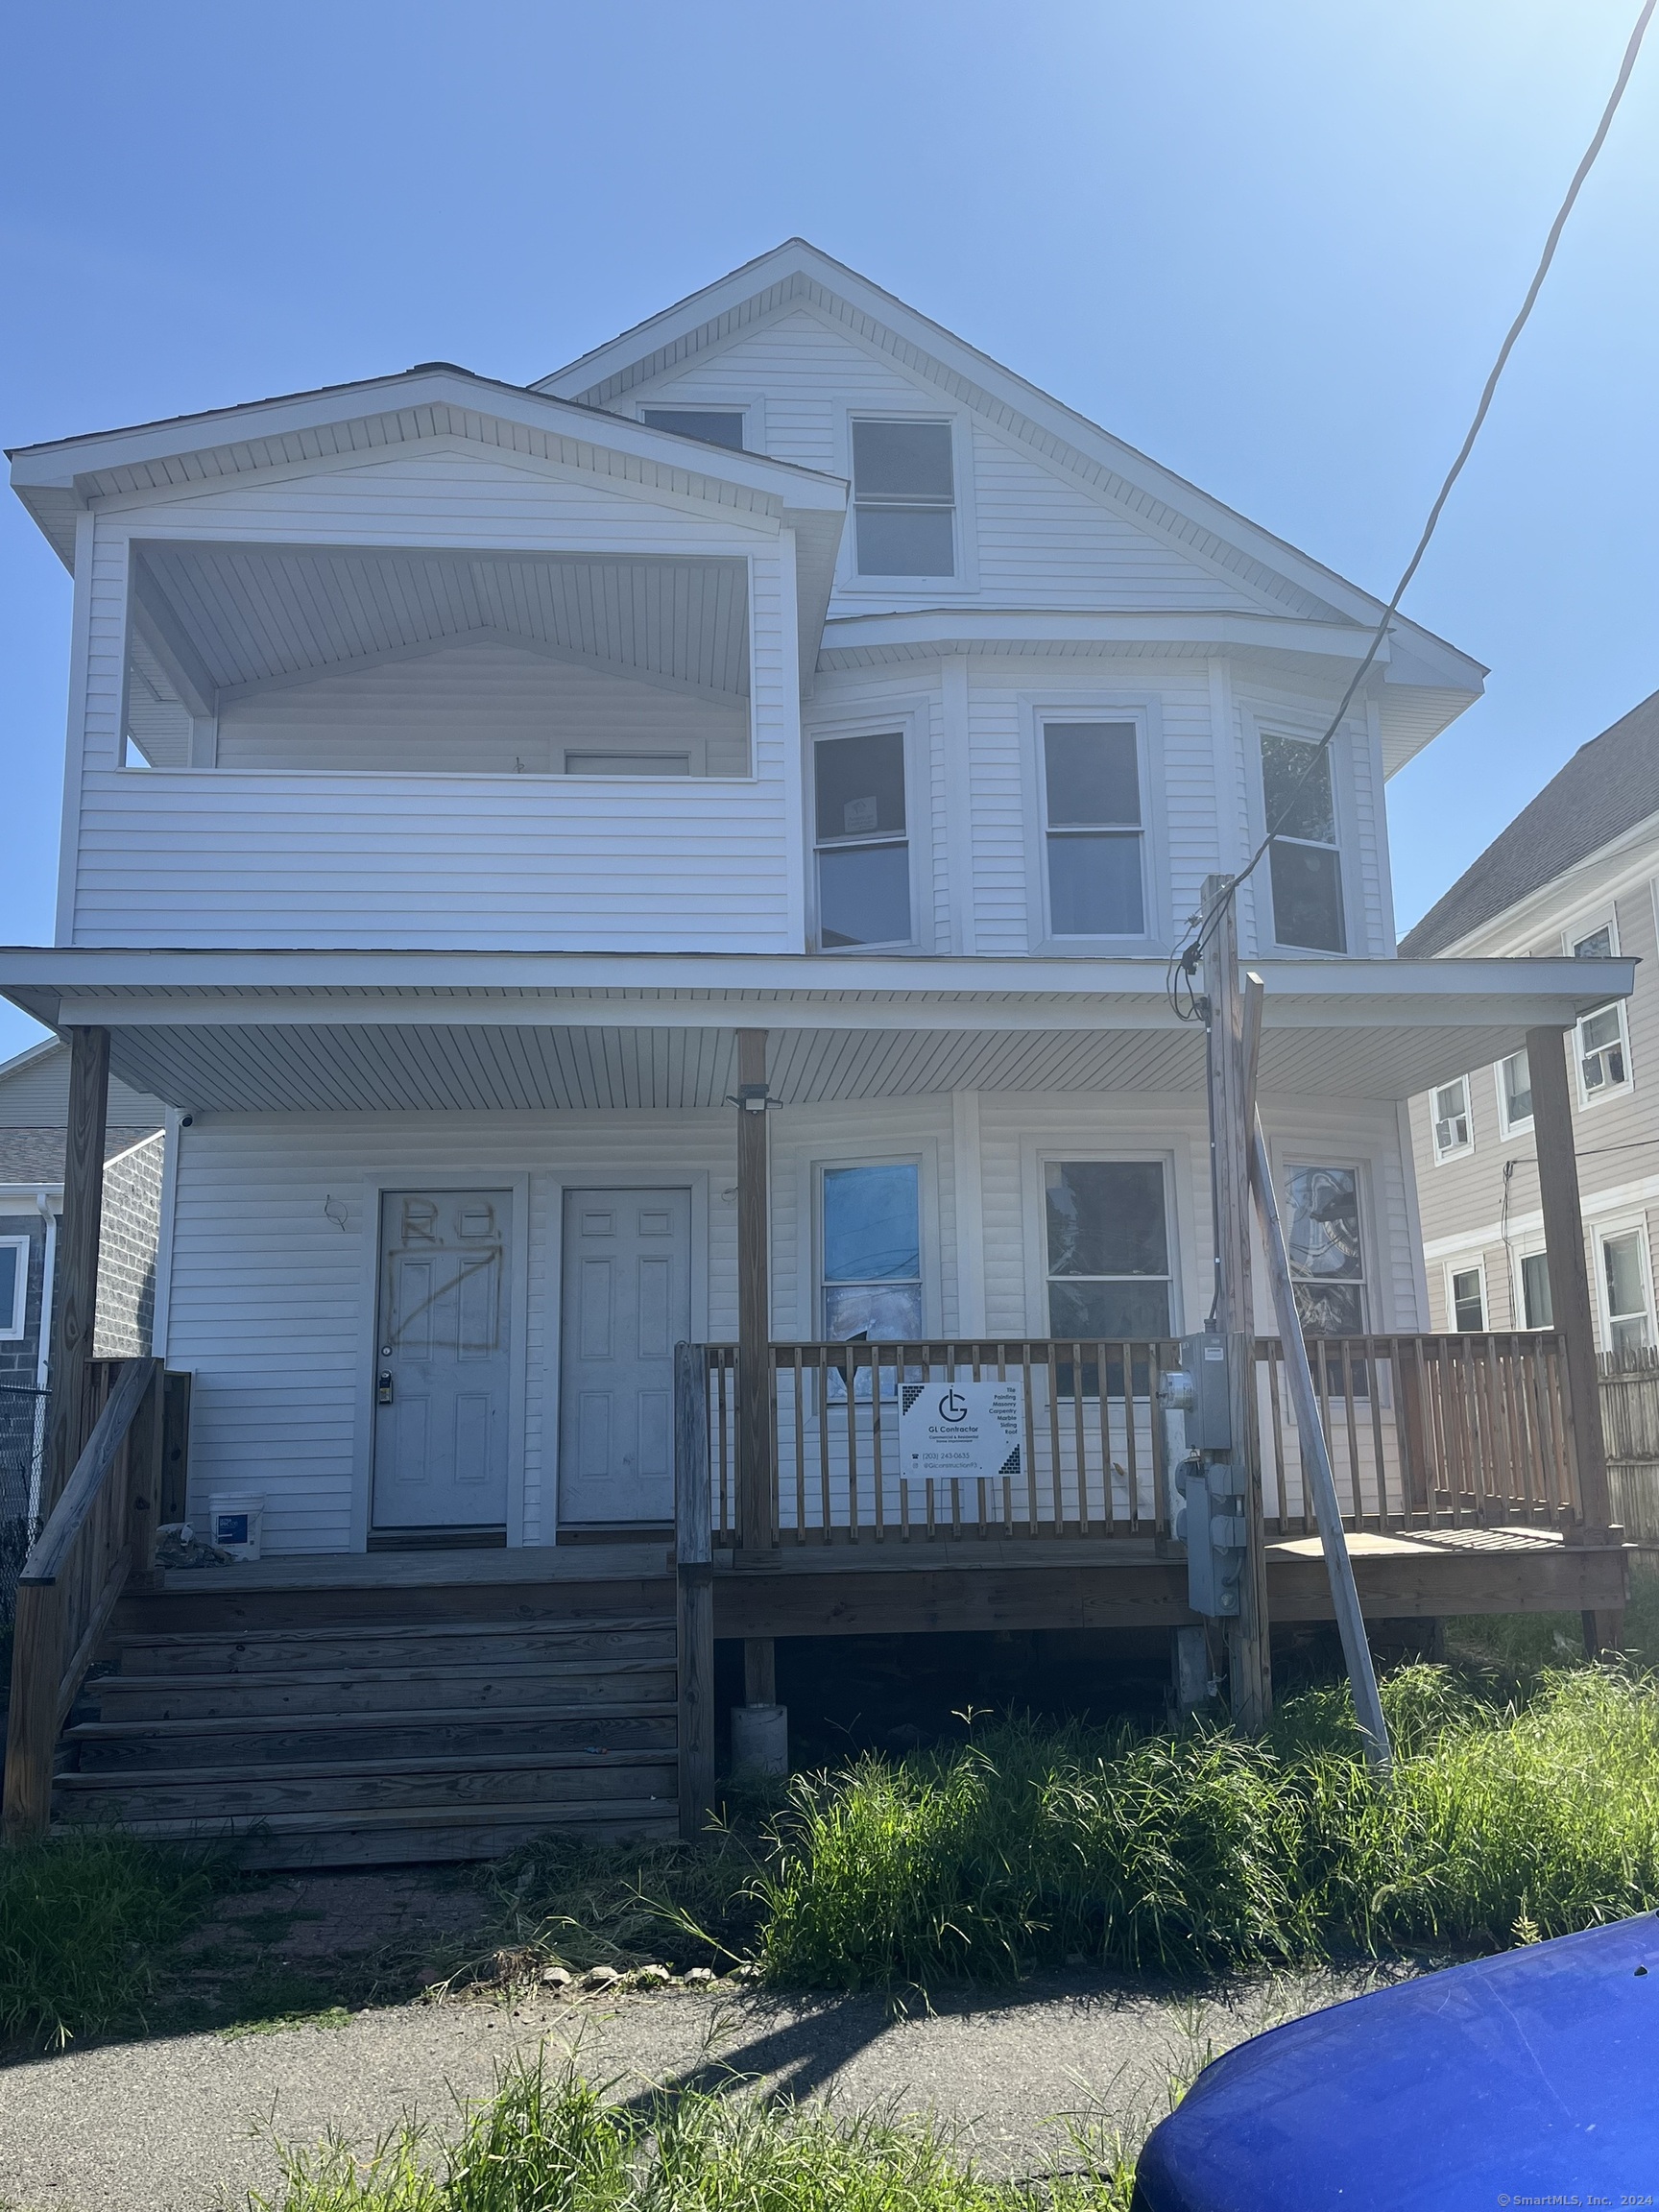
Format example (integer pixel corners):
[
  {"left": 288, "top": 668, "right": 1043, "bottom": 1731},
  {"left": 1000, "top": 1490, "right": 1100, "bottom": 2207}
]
[{"left": 899, "top": 1376, "right": 1024, "bottom": 1482}]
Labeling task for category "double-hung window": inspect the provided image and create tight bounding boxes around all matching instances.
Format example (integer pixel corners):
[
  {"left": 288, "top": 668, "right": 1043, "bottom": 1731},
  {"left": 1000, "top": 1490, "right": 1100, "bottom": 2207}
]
[
  {"left": 813, "top": 731, "right": 910, "bottom": 948},
  {"left": 1449, "top": 1266, "right": 1486, "bottom": 1333},
  {"left": 852, "top": 419, "right": 955, "bottom": 577},
  {"left": 1262, "top": 733, "right": 1346, "bottom": 951},
  {"left": 0, "top": 1235, "right": 28, "bottom": 1340},
  {"left": 1042, "top": 722, "right": 1145, "bottom": 938},
  {"left": 1601, "top": 1229, "right": 1652, "bottom": 1358},
  {"left": 1285, "top": 1166, "right": 1365, "bottom": 1334},
  {"left": 1431, "top": 1077, "right": 1473, "bottom": 1163},
  {"left": 1497, "top": 1049, "right": 1533, "bottom": 1137},
  {"left": 1044, "top": 1161, "right": 1172, "bottom": 1339},
  {"left": 821, "top": 1165, "right": 923, "bottom": 1341},
  {"left": 1572, "top": 926, "right": 1631, "bottom": 1101}
]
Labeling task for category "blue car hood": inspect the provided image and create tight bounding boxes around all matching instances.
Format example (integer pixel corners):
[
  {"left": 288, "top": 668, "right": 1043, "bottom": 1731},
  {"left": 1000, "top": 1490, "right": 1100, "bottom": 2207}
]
[{"left": 1134, "top": 1913, "right": 1659, "bottom": 2210}]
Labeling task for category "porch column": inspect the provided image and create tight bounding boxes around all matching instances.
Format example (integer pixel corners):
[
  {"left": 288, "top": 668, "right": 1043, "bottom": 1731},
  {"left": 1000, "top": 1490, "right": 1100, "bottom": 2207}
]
[
  {"left": 735, "top": 1028, "right": 776, "bottom": 1557},
  {"left": 1202, "top": 879, "right": 1272, "bottom": 1728},
  {"left": 44, "top": 1026, "right": 109, "bottom": 1514},
  {"left": 1526, "top": 1023, "right": 1623, "bottom": 1654}
]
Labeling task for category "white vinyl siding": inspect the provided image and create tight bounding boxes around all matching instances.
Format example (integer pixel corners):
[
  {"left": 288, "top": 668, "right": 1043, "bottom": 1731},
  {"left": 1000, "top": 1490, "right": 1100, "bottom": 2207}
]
[
  {"left": 212, "top": 642, "right": 749, "bottom": 779},
  {"left": 628, "top": 311, "right": 1269, "bottom": 613}
]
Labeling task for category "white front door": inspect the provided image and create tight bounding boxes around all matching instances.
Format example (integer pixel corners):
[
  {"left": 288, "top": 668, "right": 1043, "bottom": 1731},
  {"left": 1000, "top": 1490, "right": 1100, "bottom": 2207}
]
[
  {"left": 558, "top": 1188, "right": 690, "bottom": 1527},
  {"left": 372, "top": 1189, "right": 512, "bottom": 1532}
]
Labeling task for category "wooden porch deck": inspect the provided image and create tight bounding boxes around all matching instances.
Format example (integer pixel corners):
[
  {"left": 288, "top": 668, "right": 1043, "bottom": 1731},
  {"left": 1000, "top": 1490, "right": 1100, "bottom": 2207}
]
[{"left": 1, "top": 1337, "right": 1630, "bottom": 1866}]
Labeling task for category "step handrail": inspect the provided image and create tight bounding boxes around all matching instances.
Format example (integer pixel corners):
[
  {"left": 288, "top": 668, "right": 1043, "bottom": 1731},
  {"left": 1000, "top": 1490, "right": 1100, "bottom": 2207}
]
[{"left": 3, "top": 1356, "right": 164, "bottom": 1845}]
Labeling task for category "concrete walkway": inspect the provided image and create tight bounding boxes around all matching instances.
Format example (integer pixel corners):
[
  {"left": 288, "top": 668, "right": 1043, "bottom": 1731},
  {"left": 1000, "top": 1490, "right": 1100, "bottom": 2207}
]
[{"left": 0, "top": 1966, "right": 1401, "bottom": 2212}]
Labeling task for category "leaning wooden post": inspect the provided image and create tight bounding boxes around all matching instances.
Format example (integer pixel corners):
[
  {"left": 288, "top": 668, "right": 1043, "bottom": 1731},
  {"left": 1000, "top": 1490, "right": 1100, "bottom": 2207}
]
[
  {"left": 1526, "top": 1023, "right": 1624, "bottom": 1655},
  {"left": 1201, "top": 881, "right": 1272, "bottom": 1728},
  {"left": 674, "top": 1342, "right": 715, "bottom": 1840},
  {"left": 44, "top": 1026, "right": 110, "bottom": 1516}
]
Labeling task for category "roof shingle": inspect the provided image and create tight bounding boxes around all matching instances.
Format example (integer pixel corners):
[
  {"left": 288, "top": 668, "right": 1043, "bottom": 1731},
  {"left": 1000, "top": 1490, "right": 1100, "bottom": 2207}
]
[{"left": 1401, "top": 688, "right": 1659, "bottom": 956}]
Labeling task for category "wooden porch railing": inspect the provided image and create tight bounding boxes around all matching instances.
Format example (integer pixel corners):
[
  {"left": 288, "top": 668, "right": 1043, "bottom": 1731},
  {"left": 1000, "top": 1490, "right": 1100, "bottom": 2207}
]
[
  {"left": 2, "top": 1358, "right": 165, "bottom": 1844},
  {"left": 691, "top": 1333, "right": 1586, "bottom": 1548}
]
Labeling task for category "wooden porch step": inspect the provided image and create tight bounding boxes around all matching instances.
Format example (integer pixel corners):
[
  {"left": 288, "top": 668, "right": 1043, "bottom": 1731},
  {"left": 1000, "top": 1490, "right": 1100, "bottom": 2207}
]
[
  {"left": 111, "top": 1618, "right": 675, "bottom": 1676},
  {"left": 85, "top": 1798, "right": 681, "bottom": 1869},
  {"left": 63, "top": 1701, "right": 678, "bottom": 1770},
  {"left": 54, "top": 1748, "right": 677, "bottom": 1822},
  {"left": 53, "top": 1582, "right": 687, "bottom": 1866},
  {"left": 85, "top": 1657, "right": 677, "bottom": 1722}
]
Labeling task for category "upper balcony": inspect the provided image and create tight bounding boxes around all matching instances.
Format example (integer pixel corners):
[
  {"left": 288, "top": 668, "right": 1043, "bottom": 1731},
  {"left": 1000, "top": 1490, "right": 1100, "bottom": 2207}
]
[{"left": 11, "top": 368, "right": 845, "bottom": 955}]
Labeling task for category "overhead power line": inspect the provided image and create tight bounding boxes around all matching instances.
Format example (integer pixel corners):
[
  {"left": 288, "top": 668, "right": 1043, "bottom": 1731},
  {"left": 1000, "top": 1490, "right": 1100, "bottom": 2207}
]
[{"left": 1169, "top": 0, "right": 1657, "bottom": 1014}]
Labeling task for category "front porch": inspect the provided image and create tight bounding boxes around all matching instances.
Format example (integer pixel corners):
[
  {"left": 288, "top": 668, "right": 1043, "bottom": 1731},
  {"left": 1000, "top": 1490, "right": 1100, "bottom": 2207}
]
[{"left": 0, "top": 944, "right": 1637, "bottom": 1857}]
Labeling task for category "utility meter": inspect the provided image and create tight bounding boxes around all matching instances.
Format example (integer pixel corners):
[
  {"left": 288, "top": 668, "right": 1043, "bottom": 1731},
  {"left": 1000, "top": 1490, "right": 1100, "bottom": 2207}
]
[{"left": 1159, "top": 1329, "right": 1247, "bottom": 1619}]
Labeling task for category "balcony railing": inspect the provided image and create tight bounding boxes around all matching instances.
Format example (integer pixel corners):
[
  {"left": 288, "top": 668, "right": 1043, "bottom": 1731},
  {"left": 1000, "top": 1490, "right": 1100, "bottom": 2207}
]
[{"left": 694, "top": 1333, "right": 1584, "bottom": 1549}]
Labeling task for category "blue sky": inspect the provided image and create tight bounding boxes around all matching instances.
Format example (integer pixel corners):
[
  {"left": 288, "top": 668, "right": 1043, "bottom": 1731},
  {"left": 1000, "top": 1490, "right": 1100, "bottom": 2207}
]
[{"left": 2, "top": 2, "right": 1654, "bottom": 1061}]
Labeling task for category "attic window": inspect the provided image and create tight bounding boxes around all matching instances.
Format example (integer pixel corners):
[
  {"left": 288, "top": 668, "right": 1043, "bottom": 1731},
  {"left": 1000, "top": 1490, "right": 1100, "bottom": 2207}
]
[
  {"left": 852, "top": 420, "right": 955, "bottom": 577},
  {"left": 641, "top": 408, "right": 746, "bottom": 451}
]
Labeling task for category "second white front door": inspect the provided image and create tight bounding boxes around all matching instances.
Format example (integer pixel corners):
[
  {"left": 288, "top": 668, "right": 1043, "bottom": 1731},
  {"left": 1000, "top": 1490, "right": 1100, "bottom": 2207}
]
[{"left": 558, "top": 1188, "right": 691, "bottom": 1526}]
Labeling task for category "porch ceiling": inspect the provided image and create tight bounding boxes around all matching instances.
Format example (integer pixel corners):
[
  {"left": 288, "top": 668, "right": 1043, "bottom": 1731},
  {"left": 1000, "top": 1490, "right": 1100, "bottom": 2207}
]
[
  {"left": 133, "top": 544, "right": 752, "bottom": 707},
  {"left": 0, "top": 950, "right": 1633, "bottom": 1113}
]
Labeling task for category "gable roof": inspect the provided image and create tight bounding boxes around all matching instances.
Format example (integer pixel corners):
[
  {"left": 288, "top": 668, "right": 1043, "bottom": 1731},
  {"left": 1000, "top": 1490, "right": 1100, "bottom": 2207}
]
[
  {"left": 1401, "top": 686, "right": 1659, "bottom": 955},
  {"left": 537, "top": 237, "right": 1486, "bottom": 752}
]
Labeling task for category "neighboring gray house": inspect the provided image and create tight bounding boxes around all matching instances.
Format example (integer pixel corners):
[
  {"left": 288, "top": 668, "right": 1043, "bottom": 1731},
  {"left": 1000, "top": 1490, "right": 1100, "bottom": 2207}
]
[
  {"left": 0, "top": 1034, "right": 166, "bottom": 1412},
  {"left": 1403, "top": 688, "right": 1659, "bottom": 1348}
]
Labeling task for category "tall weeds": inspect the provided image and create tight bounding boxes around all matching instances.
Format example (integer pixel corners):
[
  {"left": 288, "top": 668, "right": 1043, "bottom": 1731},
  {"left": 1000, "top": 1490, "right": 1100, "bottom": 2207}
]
[{"left": 756, "top": 1666, "right": 1659, "bottom": 1987}]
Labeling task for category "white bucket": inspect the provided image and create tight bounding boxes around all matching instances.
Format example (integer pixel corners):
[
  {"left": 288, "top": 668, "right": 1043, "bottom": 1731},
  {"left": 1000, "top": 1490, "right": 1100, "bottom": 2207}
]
[
  {"left": 731, "top": 1702, "right": 788, "bottom": 1777},
  {"left": 207, "top": 1492, "right": 265, "bottom": 1562}
]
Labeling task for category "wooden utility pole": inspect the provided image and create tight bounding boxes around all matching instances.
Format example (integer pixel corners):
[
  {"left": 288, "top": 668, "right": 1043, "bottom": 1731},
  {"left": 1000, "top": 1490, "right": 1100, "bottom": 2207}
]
[
  {"left": 44, "top": 1026, "right": 110, "bottom": 1515},
  {"left": 1200, "top": 881, "right": 1272, "bottom": 1727},
  {"left": 1527, "top": 1022, "right": 1623, "bottom": 1655}
]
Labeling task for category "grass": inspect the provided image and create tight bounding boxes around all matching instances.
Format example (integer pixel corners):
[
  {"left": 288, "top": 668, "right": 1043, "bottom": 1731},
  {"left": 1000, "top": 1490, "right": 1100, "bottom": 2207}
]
[
  {"left": 0, "top": 1828, "right": 219, "bottom": 2048},
  {"left": 252, "top": 2052, "right": 1141, "bottom": 2212},
  {"left": 753, "top": 1661, "right": 1659, "bottom": 1988}
]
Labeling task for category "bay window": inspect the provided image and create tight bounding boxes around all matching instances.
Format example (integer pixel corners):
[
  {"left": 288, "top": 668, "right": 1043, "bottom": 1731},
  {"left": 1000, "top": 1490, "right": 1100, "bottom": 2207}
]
[
  {"left": 1044, "top": 1161, "right": 1172, "bottom": 1339},
  {"left": 813, "top": 730, "right": 910, "bottom": 949},
  {"left": 1262, "top": 732, "right": 1346, "bottom": 952},
  {"left": 1042, "top": 721, "right": 1146, "bottom": 938}
]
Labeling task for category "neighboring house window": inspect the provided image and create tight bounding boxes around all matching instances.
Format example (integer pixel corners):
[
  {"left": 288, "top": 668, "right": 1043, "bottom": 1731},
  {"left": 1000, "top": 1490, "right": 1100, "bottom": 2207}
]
[
  {"left": 1431, "top": 1076, "right": 1473, "bottom": 1162},
  {"left": 1285, "top": 1166, "right": 1365, "bottom": 1333},
  {"left": 0, "top": 1236, "right": 28, "bottom": 1340},
  {"left": 1572, "top": 926, "right": 1631, "bottom": 1102},
  {"left": 1521, "top": 1251, "right": 1553, "bottom": 1330},
  {"left": 1042, "top": 722, "right": 1145, "bottom": 938},
  {"left": 640, "top": 407, "right": 746, "bottom": 450},
  {"left": 1497, "top": 1049, "right": 1533, "bottom": 1138},
  {"left": 1600, "top": 1228, "right": 1652, "bottom": 1358},
  {"left": 813, "top": 731, "right": 910, "bottom": 948},
  {"left": 1261, "top": 733, "right": 1345, "bottom": 951},
  {"left": 821, "top": 1164, "right": 922, "bottom": 1340},
  {"left": 1449, "top": 1265, "right": 1486, "bottom": 1333},
  {"left": 852, "top": 419, "right": 955, "bottom": 577},
  {"left": 1044, "top": 1161, "right": 1171, "bottom": 1338}
]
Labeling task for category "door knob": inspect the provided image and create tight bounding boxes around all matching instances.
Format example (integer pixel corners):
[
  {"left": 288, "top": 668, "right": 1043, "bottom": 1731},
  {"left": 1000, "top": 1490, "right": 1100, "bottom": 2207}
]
[{"left": 377, "top": 1373, "right": 395, "bottom": 1406}]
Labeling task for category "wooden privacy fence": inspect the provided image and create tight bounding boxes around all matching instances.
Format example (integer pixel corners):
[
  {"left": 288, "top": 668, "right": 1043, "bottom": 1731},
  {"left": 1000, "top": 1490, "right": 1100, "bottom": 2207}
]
[
  {"left": 1600, "top": 1347, "right": 1659, "bottom": 1545},
  {"left": 2, "top": 1358, "right": 164, "bottom": 1844},
  {"left": 692, "top": 1333, "right": 1585, "bottom": 1547}
]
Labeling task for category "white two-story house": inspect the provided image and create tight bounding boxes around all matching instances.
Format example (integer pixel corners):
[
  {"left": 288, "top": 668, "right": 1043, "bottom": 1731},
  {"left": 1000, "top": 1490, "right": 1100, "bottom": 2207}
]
[
  {"left": 2, "top": 239, "right": 1624, "bottom": 1566},
  {"left": 4, "top": 240, "right": 1637, "bottom": 1860}
]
